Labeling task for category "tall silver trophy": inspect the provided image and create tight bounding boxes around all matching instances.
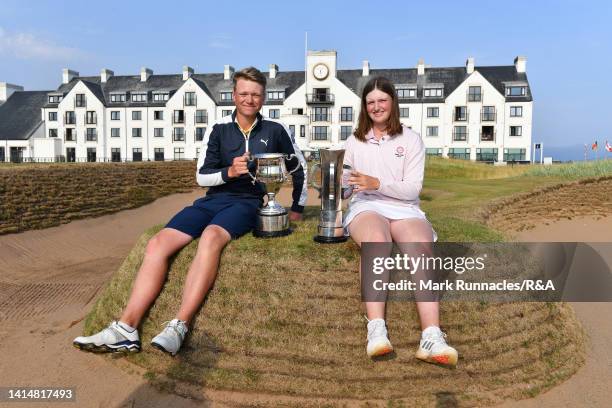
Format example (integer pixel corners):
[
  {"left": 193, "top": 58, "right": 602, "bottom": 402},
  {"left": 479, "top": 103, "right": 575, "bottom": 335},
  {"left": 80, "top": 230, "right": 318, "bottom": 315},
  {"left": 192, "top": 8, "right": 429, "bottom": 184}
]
[
  {"left": 311, "top": 149, "right": 349, "bottom": 243},
  {"left": 250, "top": 153, "right": 292, "bottom": 238}
]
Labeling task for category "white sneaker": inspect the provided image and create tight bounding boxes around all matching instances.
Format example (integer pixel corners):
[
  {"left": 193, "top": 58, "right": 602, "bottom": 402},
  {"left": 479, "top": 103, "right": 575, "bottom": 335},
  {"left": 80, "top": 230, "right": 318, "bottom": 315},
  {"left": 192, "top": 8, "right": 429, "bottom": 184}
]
[
  {"left": 366, "top": 318, "right": 394, "bottom": 357},
  {"left": 151, "top": 319, "right": 188, "bottom": 356},
  {"left": 415, "top": 326, "right": 458, "bottom": 367},
  {"left": 73, "top": 321, "right": 141, "bottom": 353}
]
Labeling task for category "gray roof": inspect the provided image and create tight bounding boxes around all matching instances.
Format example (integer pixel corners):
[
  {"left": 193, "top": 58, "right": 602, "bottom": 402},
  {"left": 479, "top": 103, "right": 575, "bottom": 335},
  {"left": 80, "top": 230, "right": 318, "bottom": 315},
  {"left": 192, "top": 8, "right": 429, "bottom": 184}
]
[{"left": 0, "top": 91, "right": 49, "bottom": 140}]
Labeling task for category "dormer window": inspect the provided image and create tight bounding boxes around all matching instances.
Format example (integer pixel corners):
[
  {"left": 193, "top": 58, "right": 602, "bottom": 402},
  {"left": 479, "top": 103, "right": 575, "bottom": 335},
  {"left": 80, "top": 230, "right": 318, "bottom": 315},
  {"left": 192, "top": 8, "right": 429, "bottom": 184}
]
[
  {"left": 396, "top": 87, "right": 416, "bottom": 99},
  {"left": 220, "top": 91, "right": 233, "bottom": 101},
  {"left": 267, "top": 90, "right": 285, "bottom": 100},
  {"left": 131, "top": 92, "right": 147, "bottom": 102},
  {"left": 48, "top": 95, "right": 63, "bottom": 104},
  {"left": 110, "top": 93, "right": 126, "bottom": 103},
  {"left": 423, "top": 88, "right": 443, "bottom": 98},
  {"left": 506, "top": 86, "right": 527, "bottom": 97},
  {"left": 153, "top": 92, "right": 169, "bottom": 102}
]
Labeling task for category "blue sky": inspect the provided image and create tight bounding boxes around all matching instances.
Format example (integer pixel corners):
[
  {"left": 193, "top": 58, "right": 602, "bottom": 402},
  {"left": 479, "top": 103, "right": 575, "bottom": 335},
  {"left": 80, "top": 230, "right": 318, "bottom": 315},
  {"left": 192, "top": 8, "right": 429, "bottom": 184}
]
[{"left": 1, "top": 0, "right": 611, "bottom": 153}]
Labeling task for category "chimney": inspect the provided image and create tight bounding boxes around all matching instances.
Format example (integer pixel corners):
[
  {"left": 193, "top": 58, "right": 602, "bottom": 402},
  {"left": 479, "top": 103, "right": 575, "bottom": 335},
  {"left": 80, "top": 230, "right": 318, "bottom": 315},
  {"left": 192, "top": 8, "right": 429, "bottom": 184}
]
[
  {"left": 466, "top": 57, "right": 475, "bottom": 74},
  {"left": 417, "top": 59, "right": 425, "bottom": 76},
  {"left": 182, "top": 65, "right": 193, "bottom": 81},
  {"left": 101, "top": 68, "right": 114, "bottom": 83},
  {"left": 62, "top": 68, "right": 79, "bottom": 84},
  {"left": 223, "top": 65, "right": 235, "bottom": 80},
  {"left": 0, "top": 82, "right": 24, "bottom": 104},
  {"left": 362, "top": 60, "right": 370, "bottom": 76},
  {"left": 140, "top": 67, "right": 152, "bottom": 82},
  {"left": 269, "top": 64, "right": 278, "bottom": 79},
  {"left": 514, "top": 56, "right": 527, "bottom": 73}
]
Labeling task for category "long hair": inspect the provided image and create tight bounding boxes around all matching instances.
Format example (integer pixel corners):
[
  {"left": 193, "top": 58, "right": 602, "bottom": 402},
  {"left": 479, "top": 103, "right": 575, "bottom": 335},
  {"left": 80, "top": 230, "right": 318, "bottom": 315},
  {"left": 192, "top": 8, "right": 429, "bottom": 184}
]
[{"left": 353, "top": 76, "right": 402, "bottom": 142}]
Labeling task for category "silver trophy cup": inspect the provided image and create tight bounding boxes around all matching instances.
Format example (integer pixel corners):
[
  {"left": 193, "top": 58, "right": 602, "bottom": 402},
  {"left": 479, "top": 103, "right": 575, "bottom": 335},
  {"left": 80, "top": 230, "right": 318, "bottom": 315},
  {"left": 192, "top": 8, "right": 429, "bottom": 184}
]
[
  {"left": 311, "top": 149, "right": 349, "bottom": 243},
  {"left": 250, "top": 153, "right": 292, "bottom": 238}
]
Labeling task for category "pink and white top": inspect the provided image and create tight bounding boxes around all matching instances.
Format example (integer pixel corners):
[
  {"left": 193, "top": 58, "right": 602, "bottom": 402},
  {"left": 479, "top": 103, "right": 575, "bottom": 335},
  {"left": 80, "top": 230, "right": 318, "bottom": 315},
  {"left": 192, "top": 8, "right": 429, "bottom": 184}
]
[{"left": 342, "top": 126, "right": 433, "bottom": 233}]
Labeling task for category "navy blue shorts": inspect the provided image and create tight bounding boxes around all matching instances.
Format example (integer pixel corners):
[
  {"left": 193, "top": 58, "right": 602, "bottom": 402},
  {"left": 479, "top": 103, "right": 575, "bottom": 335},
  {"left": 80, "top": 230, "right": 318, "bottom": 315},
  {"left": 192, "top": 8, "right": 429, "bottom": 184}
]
[{"left": 166, "top": 194, "right": 262, "bottom": 239}]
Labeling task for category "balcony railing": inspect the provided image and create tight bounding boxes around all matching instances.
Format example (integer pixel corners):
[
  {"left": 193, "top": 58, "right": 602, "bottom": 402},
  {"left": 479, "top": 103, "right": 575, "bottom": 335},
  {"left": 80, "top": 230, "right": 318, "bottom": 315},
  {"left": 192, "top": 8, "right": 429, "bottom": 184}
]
[
  {"left": 306, "top": 93, "right": 335, "bottom": 104},
  {"left": 479, "top": 129, "right": 496, "bottom": 142},
  {"left": 481, "top": 111, "right": 496, "bottom": 122},
  {"left": 195, "top": 114, "right": 208, "bottom": 124},
  {"left": 453, "top": 111, "right": 469, "bottom": 122},
  {"left": 310, "top": 127, "right": 332, "bottom": 142},
  {"left": 310, "top": 114, "right": 331, "bottom": 123},
  {"left": 452, "top": 129, "right": 469, "bottom": 142}
]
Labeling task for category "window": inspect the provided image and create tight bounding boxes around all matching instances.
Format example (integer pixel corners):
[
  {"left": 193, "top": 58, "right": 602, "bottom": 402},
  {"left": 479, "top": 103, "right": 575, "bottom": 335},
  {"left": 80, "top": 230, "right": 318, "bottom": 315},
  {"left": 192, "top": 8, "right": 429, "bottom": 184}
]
[
  {"left": 132, "top": 128, "right": 142, "bottom": 138},
  {"left": 506, "top": 86, "right": 526, "bottom": 96},
  {"left": 510, "top": 126, "right": 522, "bottom": 136},
  {"left": 86, "top": 128, "right": 97, "bottom": 142},
  {"left": 267, "top": 91, "right": 285, "bottom": 100},
  {"left": 49, "top": 129, "right": 58, "bottom": 138},
  {"left": 312, "top": 107, "right": 329, "bottom": 122},
  {"left": 154, "top": 128, "right": 164, "bottom": 137},
  {"left": 184, "top": 92, "right": 196, "bottom": 106},
  {"left": 65, "top": 147, "right": 75, "bottom": 162},
  {"left": 75, "top": 94, "right": 86, "bottom": 107},
  {"left": 132, "top": 148, "right": 142, "bottom": 162},
  {"left": 426, "top": 107, "right": 439, "bottom": 118},
  {"left": 504, "top": 148, "right": 526, "bottom": 162},
  {"left": 481, "top": 126, "right": 495, "bottom": 142},
  {"left": 132, "top": 111, "right": 142, "bottom": 120},
  {"left": 454, "top": 106, "right": 468, "bottom": 121},
  {"left": 153, "top": 92, "right": 169, "bottom": 102},
  {"left": 154, "top": 148, "right": 164, "bottom": 161},
  {"left": 87, "top": 148, "right": 97, "bottom": 162},
  {"left": 222, "top": 109, "right": 232, "bottom": 117},
  {"left": 173, "top": 110, "right": 184, "bottom": 123},
  {"left": 396, "top": 88, "right": 416, "bottom": 98},
  {"left": 340, "top": 126, "right": 352, "bottom": 140},
  {"left": 289, "top": 125, "right": 295, "bottom": 137},
  {"left": 292, "top": 108, "right": 304, "bottom": 115},
  {"left": 476, "top": 148, "right": 498, "bottom": 162},
  {"left": 424, "top": 88, "right": 443, "bottom": 97},
  {"left": 313, "top": 126, "right": 328, "bottom": 141},
  {"left": 48, "top": 112, "right": 57, "bottom": 121},
  {"left": 48, "top": 95, "right": 62, "bottom": 103},
  {"left": 195, "top": 110, "right": 207, "bottom": 124},
  {"left": 111, "top": 148, "right": 121, "bottom": 163},
  {"left": 0, "top": 146, "right": 3, "bottom": 162},
  {"left": 481, "top": 106, "right": 496, "bottom": 121},
  {"left": 174, "top": 147, "right": 185, "bottom": 160},
  {"left": 111, "top": 111, "right": 120, "bottom": 120},
  {"left": 426, "top": 126, "right": 438, "bottom": 137},
  {"left": 65, "top": 128, "right": 76, "bottom": 142},
  {"left": 65, "top": 111, "right": 76, "bottom": 125},
  {"left": 468, "top": 86, "right": 481, "bottom": 102},
  {"left": 196, "top": 148, "right": 200, "bottom": 159},
  {"left": 220, "top": 92, "right": 233, "bottom": 101},
  {"left": 131, "top": 93, "right": 147, "bottom": 102},
  {"left": 453, "top": 126, "right": 467, "bottom": 141},
  {"left": 110, "top": 93, "right": 126, "bottom": 103},
  {"left": 269, "top": 109, "right": 280, "bottom": 119},
  {"left": 300, "top": 125, "right": 305, "bottom": 138},
  {"left": 510, "top": 106, "right": 523, "bottom": 117},
  {"left": 340, "top": 107, "right": 353, "bottom": 122},
  {"left": 195, "top": 127, "right": 206, "bottom": 141},
  {"left": 173, "top": 127, "right": 185, "bottom": 142},
  {"left": 425, "top": 148, "right": 443, "bottom": 157},
  {"left": 111, "top": 128, "right": 120, "bottom": 138},
  {"left": 448, "top": 148, "right": 470, "bottom": 160},
  {"left": 86, "top": 111, "right": 97, "bottom": 124},
  {"left": 399, "top": 107, "right": 409, "bottom": 118},
  {"left": 154, "top": 110, "right": 163, "bottom": 120}
]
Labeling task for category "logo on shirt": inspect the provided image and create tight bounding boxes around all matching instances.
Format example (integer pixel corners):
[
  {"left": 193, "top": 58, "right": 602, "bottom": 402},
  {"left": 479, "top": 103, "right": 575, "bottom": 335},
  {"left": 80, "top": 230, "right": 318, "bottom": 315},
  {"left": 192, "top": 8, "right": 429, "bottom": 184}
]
[
  {"left": 395, "top": 146, "right": 405, "bottom": 158},
  {"left": 260, "top": 138, "right": 269, "bottom": 147}
]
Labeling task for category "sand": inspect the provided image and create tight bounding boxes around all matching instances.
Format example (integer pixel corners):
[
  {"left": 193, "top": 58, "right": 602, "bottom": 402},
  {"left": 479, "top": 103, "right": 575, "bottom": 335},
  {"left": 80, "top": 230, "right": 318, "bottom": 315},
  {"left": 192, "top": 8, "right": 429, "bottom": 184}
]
[{"left": 0, "top": 190, "right": 609, "bottom": 407}]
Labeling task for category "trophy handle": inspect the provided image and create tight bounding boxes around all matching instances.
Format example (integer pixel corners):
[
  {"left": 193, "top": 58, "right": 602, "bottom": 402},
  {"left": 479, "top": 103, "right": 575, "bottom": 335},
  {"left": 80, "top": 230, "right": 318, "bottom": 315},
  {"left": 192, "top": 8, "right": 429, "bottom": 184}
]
[
  {"left": 309, "top": 163, "right": 321, "bottom": 193},
  {"left": 246, "top": 153, "right": 257, "bottom": 185},
  {"left": 284, "top": 153, "right": 301, "bottom": 174}
]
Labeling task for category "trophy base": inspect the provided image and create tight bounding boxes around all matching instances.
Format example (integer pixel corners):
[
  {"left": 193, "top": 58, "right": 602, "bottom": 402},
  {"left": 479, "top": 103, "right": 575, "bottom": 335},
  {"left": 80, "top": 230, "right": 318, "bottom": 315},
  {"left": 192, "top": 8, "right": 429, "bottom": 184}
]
[
  {"left": 313, "top": 235, "right": 348, "bottom": 244},
  {"left": 254, "top": 228, "right": 292, "bottom": 238}
]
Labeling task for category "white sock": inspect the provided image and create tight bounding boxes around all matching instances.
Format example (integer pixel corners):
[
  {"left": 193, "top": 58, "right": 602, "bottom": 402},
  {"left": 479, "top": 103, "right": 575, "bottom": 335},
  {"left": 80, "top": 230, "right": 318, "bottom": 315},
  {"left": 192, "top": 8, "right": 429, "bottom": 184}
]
[{"left": 422, "top": 325, "right": 441, "bottom": 338}]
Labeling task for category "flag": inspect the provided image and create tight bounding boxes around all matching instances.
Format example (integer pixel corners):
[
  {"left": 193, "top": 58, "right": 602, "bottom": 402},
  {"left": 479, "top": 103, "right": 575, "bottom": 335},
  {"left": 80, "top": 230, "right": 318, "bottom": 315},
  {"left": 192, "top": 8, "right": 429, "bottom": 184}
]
[
  {"left": 591, "top": 141, "right": 598, "bottom": 150},
  {"left": 606, "top": 140, "right": 612, "bottom": 153}
]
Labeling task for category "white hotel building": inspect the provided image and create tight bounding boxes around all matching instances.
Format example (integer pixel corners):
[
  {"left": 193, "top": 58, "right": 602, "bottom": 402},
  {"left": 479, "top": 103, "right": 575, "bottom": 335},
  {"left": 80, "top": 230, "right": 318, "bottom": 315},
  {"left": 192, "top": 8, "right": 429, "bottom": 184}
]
[{"left": 0, "top": 50, "right": 532, "bottom": 163}]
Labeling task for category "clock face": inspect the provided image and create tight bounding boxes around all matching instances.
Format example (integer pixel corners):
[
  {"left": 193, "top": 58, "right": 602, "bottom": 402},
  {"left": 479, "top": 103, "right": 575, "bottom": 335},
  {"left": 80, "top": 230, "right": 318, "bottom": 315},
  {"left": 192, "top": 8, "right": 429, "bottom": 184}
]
[{"left": 313, "top": 63, "right": 329, "bottom": 80}]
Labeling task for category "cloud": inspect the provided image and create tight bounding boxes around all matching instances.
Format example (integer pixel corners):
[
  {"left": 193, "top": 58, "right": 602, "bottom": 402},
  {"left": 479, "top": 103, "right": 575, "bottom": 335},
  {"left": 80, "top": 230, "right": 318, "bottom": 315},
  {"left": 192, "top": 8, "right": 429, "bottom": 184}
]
[
  {"left": 208, "top": 34, "right": 232, "bottom": 49},
  {"left": 0, "top": 26, "right": 85, "bottom": 61}
]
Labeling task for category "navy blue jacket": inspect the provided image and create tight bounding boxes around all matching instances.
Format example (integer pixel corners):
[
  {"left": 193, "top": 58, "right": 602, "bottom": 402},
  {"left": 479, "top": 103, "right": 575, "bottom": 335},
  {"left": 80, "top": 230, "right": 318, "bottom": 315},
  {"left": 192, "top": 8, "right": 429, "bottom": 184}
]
[{"left": 196, "top": 111, "right": 307, "bottom": 213}]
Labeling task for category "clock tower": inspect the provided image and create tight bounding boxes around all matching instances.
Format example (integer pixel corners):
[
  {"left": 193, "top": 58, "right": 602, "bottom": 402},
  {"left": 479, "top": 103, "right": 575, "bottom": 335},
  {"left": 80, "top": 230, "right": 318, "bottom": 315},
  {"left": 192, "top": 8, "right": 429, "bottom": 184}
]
[{"left": 306, "top": 50, "right": 337, "bottom": 86}]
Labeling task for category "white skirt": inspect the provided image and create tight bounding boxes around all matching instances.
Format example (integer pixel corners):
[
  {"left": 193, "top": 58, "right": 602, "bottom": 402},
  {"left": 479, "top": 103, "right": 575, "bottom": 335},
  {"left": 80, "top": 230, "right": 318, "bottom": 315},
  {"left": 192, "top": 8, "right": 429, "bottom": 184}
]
[{"left": 343, "top": 200, "right": 438, "bottom": 241}]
